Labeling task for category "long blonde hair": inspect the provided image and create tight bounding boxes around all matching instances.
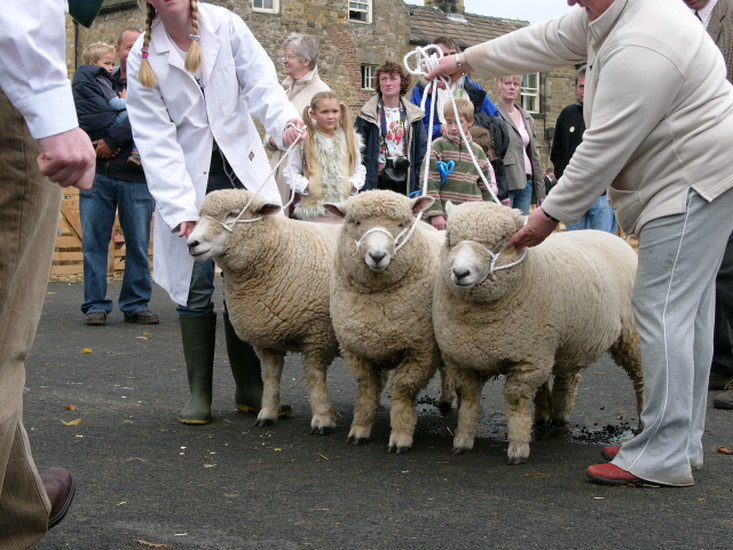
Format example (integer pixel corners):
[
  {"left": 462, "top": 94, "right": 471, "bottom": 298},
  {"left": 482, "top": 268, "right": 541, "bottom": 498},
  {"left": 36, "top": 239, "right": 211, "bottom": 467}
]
[
  {"left": 301, "top": 91, "right": 358, "bottom": 177},
  {"left": 137, "top": 0, "right": 203, "bottom": 88}
]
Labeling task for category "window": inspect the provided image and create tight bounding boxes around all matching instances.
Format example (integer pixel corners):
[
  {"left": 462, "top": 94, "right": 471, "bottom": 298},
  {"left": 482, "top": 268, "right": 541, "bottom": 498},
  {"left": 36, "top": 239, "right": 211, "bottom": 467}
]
[
  {"left": 361, "top": 64, "right": 377, "bottom": 91},
  {"left": 349, "top": 0, "right": 372, "bottom": 23},
  {"left": 252, "top": 0, "right": 278, "bottom": 13},
  {"left": 520, "top": 73, "right": 541, "bottom": 114}
]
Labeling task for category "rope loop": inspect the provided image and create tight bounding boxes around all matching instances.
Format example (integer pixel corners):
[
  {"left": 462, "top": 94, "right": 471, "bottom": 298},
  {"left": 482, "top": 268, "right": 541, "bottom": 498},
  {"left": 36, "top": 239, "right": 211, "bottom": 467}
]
[{"left": 459, "top": 239, "right": 528, "bottom": 286}]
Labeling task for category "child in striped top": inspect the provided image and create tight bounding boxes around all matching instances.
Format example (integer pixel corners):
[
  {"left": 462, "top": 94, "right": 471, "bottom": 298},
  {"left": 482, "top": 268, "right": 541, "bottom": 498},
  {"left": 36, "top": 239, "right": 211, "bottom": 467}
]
[{"left": 421, "top": 98, "right": 497, "bottom": 229}]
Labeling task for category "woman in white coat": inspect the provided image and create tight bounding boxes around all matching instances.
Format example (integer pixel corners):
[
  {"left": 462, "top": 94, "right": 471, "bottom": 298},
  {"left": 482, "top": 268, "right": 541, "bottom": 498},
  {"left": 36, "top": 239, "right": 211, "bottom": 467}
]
[{"left": 127, "top": 0, "right": 304, "bottom": 424}]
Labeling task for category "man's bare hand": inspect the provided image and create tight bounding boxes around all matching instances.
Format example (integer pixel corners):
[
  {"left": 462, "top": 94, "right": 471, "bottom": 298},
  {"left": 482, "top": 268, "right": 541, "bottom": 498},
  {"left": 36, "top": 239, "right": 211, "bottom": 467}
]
[
  {"left": 37, "top": 128, "right": 95, "bottom": 190},
  {"left": 93, "top": 139, "right": 119, "bottom": 159}
]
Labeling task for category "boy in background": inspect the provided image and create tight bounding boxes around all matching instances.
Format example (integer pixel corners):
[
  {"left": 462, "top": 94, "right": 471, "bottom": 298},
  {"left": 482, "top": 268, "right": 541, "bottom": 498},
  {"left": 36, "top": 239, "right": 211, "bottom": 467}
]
[{"left": 422, "top": 98, "right": 497, "bottom": 229}]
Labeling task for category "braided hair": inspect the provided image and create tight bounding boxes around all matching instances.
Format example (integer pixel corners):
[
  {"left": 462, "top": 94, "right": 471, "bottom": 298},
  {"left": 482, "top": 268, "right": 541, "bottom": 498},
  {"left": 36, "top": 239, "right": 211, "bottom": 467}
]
[{"left": 137, "top": 0, "right": 203, "bottom": 88}]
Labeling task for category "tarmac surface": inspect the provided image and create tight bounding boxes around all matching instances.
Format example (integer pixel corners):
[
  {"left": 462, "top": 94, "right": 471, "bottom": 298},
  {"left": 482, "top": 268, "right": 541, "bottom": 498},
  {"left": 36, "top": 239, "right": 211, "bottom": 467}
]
[{"left": 25, "top": 279, "right": 732, "bottom": 549}]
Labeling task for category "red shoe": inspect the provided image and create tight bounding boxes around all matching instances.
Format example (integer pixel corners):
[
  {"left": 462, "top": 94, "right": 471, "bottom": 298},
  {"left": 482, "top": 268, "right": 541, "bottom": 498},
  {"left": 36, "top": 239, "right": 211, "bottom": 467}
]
[
  {"left": 601, "top": 445, "right": 621, "bottom": 461},
  {"left": 586, "top": 463, "right": 644, "bottom": 486}
]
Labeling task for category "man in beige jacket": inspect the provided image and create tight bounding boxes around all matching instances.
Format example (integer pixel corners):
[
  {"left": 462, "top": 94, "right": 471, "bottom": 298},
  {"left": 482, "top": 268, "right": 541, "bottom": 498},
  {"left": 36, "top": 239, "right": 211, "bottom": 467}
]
[{"left": 427, "top": 0, "right": 733, "bottom": 487}]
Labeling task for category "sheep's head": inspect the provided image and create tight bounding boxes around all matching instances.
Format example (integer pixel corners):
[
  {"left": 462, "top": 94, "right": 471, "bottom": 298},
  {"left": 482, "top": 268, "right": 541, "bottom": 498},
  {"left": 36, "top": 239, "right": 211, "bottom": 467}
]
[
  {"left": 187, "top": 189, "right": 281, "bottom": 263},
  {"left": 441, "top": 201, "right": 526, "bottom": 301},
  {"left": 324, "top": 190, "right": 434, "bottom": 285}
]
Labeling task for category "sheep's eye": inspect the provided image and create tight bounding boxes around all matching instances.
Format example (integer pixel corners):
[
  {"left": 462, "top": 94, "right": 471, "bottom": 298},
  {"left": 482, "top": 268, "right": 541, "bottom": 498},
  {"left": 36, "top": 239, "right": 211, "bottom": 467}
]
[
  {"left": 353, "top": 219, "right": 361, "bottom": 227},
  {"left": 225, "top": 209, "right": 240, "bottom": 222},
  {"left": 398, "top": 221, "right": 406, "bottom": 229}
]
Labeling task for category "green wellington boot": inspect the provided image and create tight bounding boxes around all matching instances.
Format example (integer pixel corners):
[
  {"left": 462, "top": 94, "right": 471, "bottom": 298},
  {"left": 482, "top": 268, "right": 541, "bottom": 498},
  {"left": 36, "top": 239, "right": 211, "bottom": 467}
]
[
  {"left": 178, "top": 313, "right": 217, "bottom": 424},
  {"left": 223, "top": 312, "right": 292, "bottom": 417}
]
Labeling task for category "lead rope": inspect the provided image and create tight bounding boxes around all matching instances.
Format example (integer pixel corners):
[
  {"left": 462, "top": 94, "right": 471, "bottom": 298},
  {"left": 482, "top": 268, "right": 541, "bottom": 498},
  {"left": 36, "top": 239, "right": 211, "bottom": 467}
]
[
  {"left": 363, "top": 46, "right": 505, "bottom": 257},
  {"left": 208, "top": 123, "right": 307, "bottom": 232}
]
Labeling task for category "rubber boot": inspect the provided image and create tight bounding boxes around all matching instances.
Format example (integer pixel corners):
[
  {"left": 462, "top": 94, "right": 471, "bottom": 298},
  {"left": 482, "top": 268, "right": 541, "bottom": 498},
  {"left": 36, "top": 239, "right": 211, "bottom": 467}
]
[
  {"left": 223, "top": 312, "right": 292, "bottom": 417},
  {"left": 178, "top": 313, "right": 217, "bottom": 424}
]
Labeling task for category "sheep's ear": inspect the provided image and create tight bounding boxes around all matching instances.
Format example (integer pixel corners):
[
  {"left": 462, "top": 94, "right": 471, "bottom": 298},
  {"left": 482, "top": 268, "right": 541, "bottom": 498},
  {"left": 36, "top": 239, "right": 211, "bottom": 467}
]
[
  {"left": 256, "top": 202, "right": 282, "bottom": 217},
  {"left": 445, "top": 201, "right": 455, "bottom": 215},
  {"left": 323, "top": 202, "right": 346, "bottom": 219},
  {"left": 411, "top": 195, "right": 435, "bottom": 216}
]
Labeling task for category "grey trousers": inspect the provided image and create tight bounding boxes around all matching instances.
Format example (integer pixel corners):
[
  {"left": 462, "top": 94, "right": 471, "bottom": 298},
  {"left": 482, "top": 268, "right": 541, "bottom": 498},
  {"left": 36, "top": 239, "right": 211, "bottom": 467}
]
[
  {"left": 0, "top": 90, "right": 60, "bottom": 547},
  {"left": 613, "top": 188, "right": 733, "bottom": 486}
]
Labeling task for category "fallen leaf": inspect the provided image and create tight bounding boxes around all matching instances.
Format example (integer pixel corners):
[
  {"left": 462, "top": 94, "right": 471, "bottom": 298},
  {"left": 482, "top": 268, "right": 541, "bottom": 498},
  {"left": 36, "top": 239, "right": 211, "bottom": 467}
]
[
  {"left": 64, "top": 405, "right": 77, "bottom": 411},
  {"left": 716, "top": 446, "right": 732, "bottom": 455},
  {"left": 82, "top": 348, "right": 92, "bottom": 354},
  {"left": 132, "top": 540, "right": 174, "bottom": 548},
  {"left": 273, "top": 448, "right": 282, "bottom": 452},
  {"left": 61, "top": 418, "right": 82, "bottom": 426}
]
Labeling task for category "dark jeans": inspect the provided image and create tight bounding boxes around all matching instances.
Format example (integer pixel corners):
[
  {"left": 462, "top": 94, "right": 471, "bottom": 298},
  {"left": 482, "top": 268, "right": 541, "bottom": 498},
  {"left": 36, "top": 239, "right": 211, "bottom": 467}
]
[{"left": 79, "top": 174, "right": 154, "bottom": 318}]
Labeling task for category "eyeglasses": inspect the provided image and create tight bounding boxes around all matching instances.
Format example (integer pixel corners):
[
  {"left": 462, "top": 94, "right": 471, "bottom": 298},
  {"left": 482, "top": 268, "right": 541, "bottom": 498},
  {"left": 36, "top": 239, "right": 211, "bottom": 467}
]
[{"left": 281, "top": 54, "right": 298, "bottom": 61}]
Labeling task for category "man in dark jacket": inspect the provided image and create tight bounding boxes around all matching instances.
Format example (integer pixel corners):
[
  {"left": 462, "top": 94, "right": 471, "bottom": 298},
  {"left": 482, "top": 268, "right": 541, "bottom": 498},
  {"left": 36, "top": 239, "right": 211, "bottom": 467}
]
[
  {"left": 75, "top": 28, "right": 158, "bottom": 326},
  {"left": 550, "top": 64, "right": 616, "bottom": 232}
]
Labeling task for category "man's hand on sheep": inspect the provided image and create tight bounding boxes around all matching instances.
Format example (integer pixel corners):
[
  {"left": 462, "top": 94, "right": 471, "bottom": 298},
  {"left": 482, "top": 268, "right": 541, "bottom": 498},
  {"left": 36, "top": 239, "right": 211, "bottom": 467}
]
[
  {"left": 283, "top": 118, "right": 307, "bottom": 147},
  {"left": 506, "top": 207, "right": 558, "bottom": 249}
]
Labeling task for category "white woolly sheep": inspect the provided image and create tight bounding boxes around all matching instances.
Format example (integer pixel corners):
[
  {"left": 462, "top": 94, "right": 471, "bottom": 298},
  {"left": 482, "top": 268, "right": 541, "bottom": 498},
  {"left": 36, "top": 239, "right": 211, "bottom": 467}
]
[
  {"left": 433, "top": 201, "right": 645, "bottom": 464},
  {"left": 324, "top": 190, "right": 455, "bottom": 454},
  {"left": 187, "top": 189, "right": 340, "bottom": 434}
]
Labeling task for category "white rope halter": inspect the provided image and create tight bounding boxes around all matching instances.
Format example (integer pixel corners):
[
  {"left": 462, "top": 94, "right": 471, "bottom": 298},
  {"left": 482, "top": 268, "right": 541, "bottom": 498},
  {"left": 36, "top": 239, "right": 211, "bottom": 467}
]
[
  {"left": 204, "top": 123, "right": 307, "bottom": 233},
  {"left": 458, "top": 239, "right": 528, "bottom": 285},
  {"left": 353, "top": 225, "right": 411, "bottom": 253}
]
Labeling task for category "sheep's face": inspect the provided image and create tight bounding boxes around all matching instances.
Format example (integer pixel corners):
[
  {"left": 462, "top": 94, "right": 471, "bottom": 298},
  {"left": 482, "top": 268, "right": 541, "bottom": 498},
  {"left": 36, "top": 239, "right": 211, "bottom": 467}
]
[
  {"left": 187, "top": 189, "right": 281, "bottom": 263},
  {"left": 325, "top": 191, "right": 434, "bottom": 284},
  {"left": 442, "top": 202, "right": 526, "bottom": 302}
]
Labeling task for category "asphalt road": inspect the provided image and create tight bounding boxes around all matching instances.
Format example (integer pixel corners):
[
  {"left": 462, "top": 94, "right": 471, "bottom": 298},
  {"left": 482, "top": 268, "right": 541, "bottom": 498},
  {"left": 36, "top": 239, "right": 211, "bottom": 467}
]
[{"left": 24, "top": 280, "right": 732, "bottom": 549}]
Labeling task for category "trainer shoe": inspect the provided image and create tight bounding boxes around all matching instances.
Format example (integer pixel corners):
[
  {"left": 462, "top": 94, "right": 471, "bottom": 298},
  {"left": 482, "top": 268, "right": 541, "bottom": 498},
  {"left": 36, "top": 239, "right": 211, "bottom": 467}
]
[
  {"left": 124, "top": 310, "right": 159, "bottom": 324},
  {"left": 85, "top": 312, "right": 107, "bottom": 326},
  {"left": 713, "top": 381, "right": 733, "bottom": 409}
]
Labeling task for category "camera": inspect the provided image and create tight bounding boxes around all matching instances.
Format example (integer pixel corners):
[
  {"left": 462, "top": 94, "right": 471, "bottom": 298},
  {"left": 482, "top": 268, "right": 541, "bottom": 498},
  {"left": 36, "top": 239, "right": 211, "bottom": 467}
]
[{"left": 392, "top": 156, "right": 410, "bottom": 171}]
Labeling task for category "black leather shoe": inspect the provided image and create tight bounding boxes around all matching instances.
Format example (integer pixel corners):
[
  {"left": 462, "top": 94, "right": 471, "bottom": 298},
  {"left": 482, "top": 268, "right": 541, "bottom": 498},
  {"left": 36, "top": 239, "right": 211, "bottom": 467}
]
[
  {"left": 125, "top": 310, "right": 159, "bottom": 324},
  {"left": 41, "top": 467, "right": 75, "bottom": 530},
  {"left": 85, "top": 312, "right": 107, "bottom": 326}
]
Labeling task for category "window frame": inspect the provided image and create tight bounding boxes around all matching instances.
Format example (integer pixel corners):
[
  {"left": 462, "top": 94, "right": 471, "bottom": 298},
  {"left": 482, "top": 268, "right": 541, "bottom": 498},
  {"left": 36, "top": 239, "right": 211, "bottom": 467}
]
[
  {"left": 251, "top": 0, "right": 279, "bottom": 14},
  {"left": 361, "top": 64, "right": 377, "bottom": 91},
  {"left": 349, "top": 0, "right": 373, "bottom": 24},
  {"left": 520, "top": 72, "right": 541, "bottom": 114}
]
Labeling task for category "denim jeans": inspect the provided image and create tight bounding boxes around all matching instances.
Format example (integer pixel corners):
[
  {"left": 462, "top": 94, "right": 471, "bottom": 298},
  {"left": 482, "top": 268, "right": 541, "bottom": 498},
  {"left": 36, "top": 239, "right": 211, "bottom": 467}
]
[
  {"left": 79, "top": 174, "right": 154, "bottom": 318},
  {"left": 177, "top": 147, "right": 242, "bottom": 318},
  {"left": 565, "top": 194, "right": 617, "bottom": 233},
  {"left": 507, "top": 178, "right": 533, "bottom": 215}
]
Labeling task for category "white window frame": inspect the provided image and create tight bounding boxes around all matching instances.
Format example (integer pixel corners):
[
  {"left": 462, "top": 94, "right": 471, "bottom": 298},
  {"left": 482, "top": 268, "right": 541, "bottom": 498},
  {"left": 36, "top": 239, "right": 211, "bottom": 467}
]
[
  {"left": 252, "top": 0, "right": 279, "bottom": 14},
  {"left": 349, "top": 0, "right": 372, "bottom": 24},
  {"left": 520, "top": 73, "right": 541, "bottom": 114},
  {"left": 361, "top": 64, "right": 377, "bottom": 91}
]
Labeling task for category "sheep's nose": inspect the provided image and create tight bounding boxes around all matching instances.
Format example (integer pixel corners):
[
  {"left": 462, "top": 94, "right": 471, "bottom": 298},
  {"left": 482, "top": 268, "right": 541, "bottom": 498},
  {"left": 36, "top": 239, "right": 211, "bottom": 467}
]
[
  {"left": 188, "top": 238, "right": 199, "bottom": 249},
  {"left": 452, "top": 267, "right": 470, "bottom": 283},
  {"left": 369, "top": 250, "right": 386, "bottom": 265}
]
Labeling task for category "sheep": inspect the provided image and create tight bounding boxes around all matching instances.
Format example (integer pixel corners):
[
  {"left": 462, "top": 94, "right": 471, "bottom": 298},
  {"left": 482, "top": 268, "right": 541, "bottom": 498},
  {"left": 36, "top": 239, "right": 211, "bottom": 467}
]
[
  {"left": 187, "top": 189, "right": 340, "bottom": 434},
  {"left": 324, "top": 190, "right": 455, "bottom": 454},
  {"left": 433, "top": 201, "right": 645, "bottom": 464}
]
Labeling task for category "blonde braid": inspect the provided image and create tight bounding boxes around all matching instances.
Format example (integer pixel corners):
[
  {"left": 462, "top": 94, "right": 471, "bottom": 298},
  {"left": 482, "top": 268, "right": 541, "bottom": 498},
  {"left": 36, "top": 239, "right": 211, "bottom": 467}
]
[
  {"left": 138, "top": 2, "right": 158, "bottom": 88},
  {"left": 185, "top": 0, "right": 203, "bottom": 74},
  {"left": 301, "top": 103, "right": 319, "bottom": 179}
]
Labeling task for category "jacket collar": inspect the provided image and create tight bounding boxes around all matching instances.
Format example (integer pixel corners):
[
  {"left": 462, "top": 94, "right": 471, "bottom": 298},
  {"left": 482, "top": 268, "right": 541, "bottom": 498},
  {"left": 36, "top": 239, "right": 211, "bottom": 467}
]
[
  {"left": 588, "top": 0, "right": 629, "bottom": 49},
  {"left": 283, "top": 66, "right": 321, "bottom": 89},
  {"left": 149, "top": 7, "right": 222, "bottom": 84}
]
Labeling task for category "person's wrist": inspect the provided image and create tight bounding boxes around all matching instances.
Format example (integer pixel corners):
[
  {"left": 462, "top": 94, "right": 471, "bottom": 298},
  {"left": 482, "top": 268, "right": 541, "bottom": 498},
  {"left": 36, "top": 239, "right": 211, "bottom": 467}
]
[
  {"left": 541, "top": 207, "right": 559, "bottom": 223},
  {"left": 455, "top": 53, "right": 464, "bottom": 71}
]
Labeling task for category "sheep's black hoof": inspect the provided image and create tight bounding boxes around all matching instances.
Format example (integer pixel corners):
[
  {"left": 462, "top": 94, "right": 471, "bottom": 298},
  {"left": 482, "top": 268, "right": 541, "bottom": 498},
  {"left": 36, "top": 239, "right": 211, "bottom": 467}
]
[
  {"left": 388, "top": 445, "right": 411, "bottom": 455},
  {"left": 451, "top": 446, "right": 470, "bottom": 455},
  {"left": 346, "top": 435, "right": 369, "bottom": 446},
  {"left": 255, "top": 418, "right": 274, "bottom": 427},
  {"left": 508, "top": 455, "right": 528, "bottom": 465},
  {"left": 315, "top": 426, "right": 332, "bottom": 436}
]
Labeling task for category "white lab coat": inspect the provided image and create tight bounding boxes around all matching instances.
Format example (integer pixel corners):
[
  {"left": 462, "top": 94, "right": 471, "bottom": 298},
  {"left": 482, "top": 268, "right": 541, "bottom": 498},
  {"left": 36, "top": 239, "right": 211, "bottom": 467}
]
[{"left": 126, "top": 3, "right": 299, "bottom": 305}]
